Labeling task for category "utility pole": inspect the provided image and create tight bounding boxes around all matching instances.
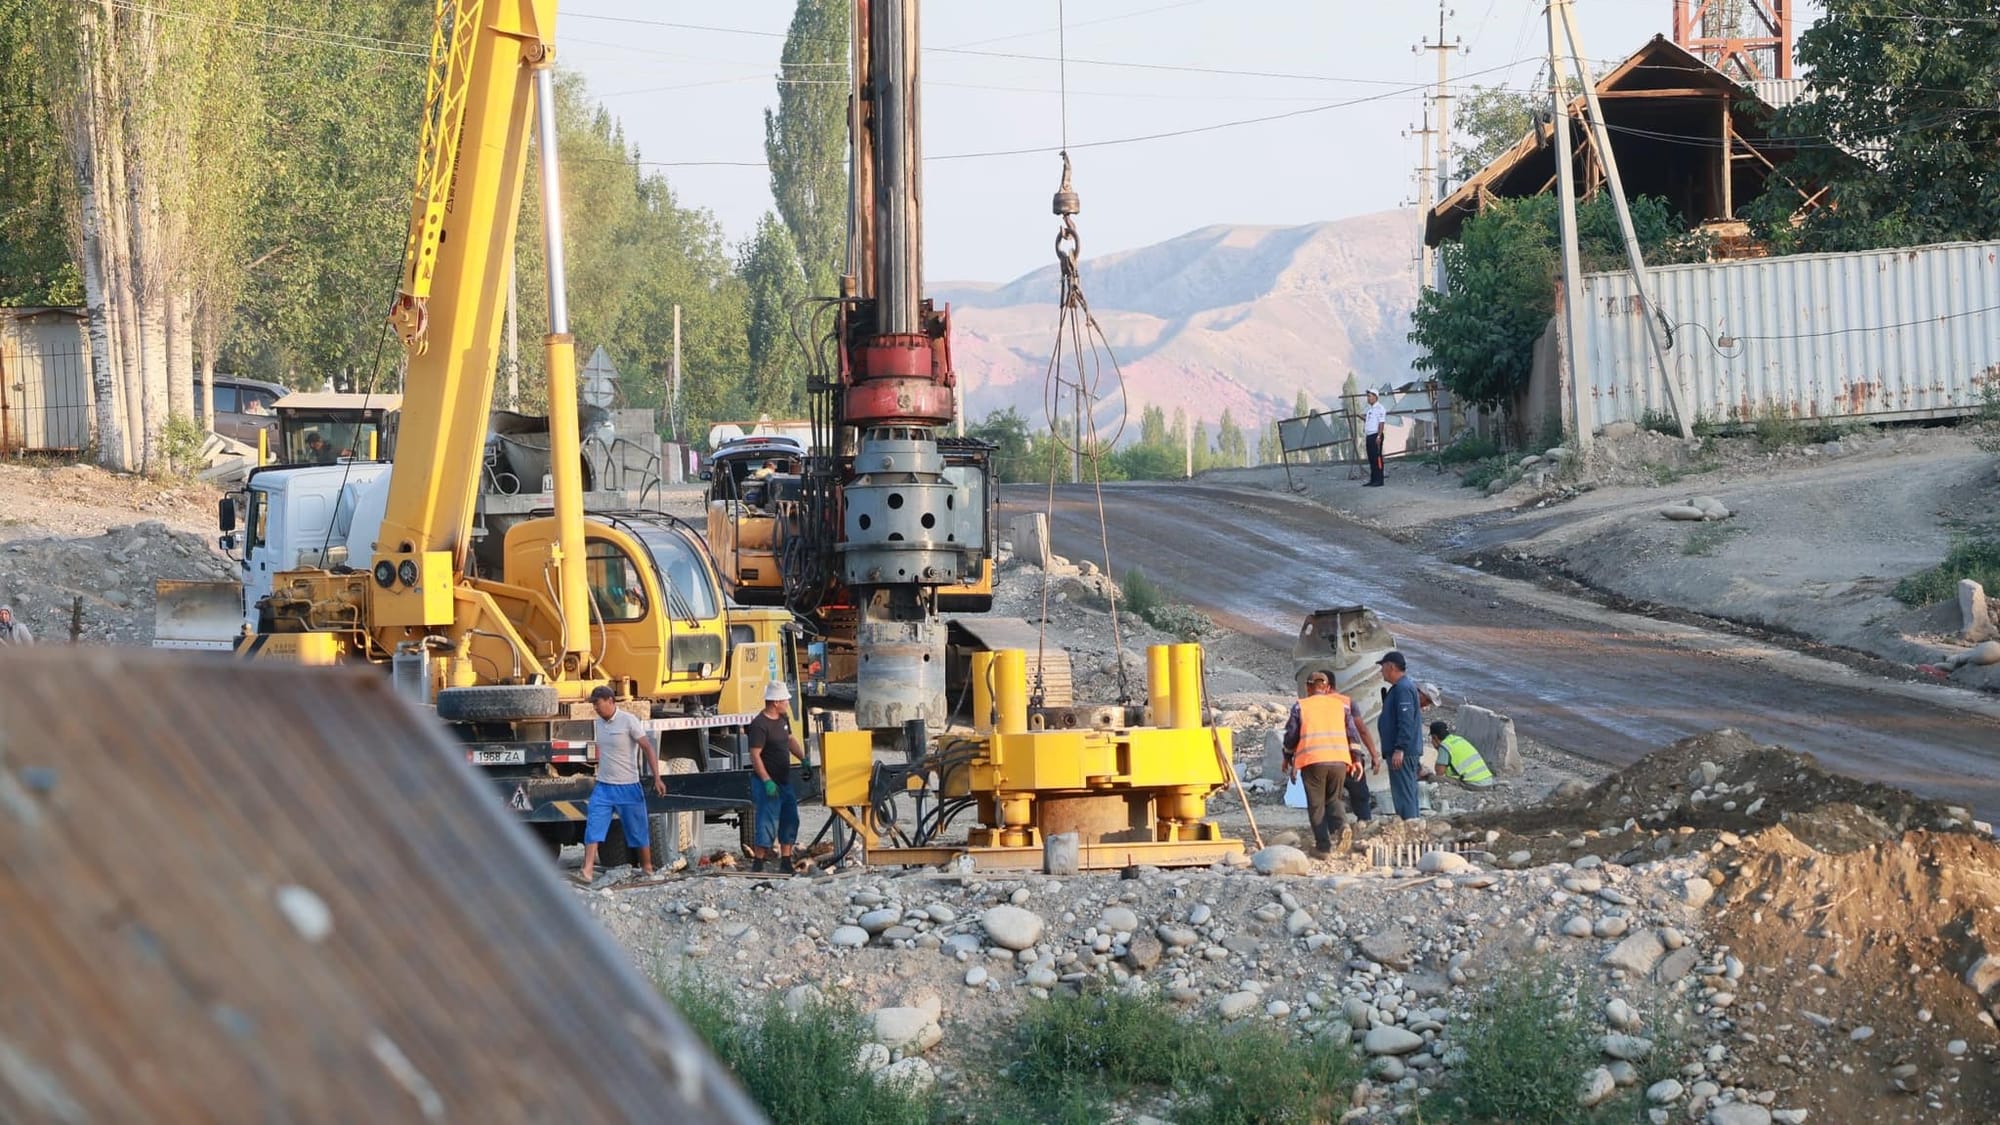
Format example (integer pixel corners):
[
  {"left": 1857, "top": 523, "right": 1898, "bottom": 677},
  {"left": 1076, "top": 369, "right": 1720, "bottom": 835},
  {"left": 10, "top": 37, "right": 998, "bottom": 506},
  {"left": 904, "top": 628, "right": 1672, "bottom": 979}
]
[
  {"left": 1405, "top": 107, "right": 1439, "bottom": 292},
  {"left": 1557, "top": 0, "right": 1690, "bottom": 442},
  {"left": 1417, "top": 1, "right": 1463, "bottom": 291},
  {"left": 1546, "top": 1, "right": 1591, "bottom": 452},
  {"left": 669, "top": 303, "right": 681, "bottom": 441}
]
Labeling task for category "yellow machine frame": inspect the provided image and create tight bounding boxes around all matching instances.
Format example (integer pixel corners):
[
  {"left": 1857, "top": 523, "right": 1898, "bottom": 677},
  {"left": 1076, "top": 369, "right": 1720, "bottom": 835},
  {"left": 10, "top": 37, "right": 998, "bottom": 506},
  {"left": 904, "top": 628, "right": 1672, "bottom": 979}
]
[{"left": 824, "top": 643, "right": 1245, "bottom": 871}]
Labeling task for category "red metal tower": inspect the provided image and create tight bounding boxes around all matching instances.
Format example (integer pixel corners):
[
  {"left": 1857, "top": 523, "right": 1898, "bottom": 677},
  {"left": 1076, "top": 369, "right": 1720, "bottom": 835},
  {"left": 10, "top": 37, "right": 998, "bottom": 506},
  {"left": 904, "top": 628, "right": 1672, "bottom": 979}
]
[{"left": 1673, "top": 0, "right": 1793, "bottom": 81}]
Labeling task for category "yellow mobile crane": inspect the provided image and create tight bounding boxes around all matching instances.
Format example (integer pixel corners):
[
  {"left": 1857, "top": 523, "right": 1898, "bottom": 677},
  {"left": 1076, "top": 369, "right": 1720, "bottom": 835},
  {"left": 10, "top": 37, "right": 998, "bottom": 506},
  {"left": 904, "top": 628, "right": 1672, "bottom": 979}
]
[{"left": 232, "top": 0, "right": 780, "bottom": 858}]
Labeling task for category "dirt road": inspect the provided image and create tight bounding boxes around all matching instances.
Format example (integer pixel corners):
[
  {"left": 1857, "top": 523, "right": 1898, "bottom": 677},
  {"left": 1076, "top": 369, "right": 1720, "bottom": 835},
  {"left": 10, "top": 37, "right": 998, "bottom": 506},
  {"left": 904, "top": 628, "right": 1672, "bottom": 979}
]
[{"left": 1017, "top": 482, "right": 2000, "bottom": 819}]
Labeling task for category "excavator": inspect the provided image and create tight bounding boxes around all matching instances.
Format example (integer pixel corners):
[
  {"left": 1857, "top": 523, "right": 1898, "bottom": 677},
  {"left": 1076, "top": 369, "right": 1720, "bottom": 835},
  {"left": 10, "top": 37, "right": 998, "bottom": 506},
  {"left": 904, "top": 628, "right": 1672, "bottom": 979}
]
[{"left": 180, "top": 0, "right": 787, "bottom": 862}]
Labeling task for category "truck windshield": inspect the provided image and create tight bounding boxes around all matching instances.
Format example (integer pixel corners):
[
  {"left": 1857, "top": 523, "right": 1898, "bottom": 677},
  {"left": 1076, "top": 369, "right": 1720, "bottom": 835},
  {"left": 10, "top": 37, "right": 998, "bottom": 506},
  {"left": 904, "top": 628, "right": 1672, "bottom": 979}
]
[{"left": 629, "top": 525, "right": 720, "bottom": 622}]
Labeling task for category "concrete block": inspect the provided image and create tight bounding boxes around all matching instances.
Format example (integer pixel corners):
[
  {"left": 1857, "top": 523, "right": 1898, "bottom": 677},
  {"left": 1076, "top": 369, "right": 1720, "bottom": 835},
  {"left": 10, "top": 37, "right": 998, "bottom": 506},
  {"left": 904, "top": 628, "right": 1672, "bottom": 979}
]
[
  {"left": 1011, "top": 512, "right": 1052, "bottom": 570},
  {"left": 1961, "top": 579, "right": 1995, "bottom": 643},
  {"left": 1454, "top": 704, "right": 1520, "bottom": 775}
]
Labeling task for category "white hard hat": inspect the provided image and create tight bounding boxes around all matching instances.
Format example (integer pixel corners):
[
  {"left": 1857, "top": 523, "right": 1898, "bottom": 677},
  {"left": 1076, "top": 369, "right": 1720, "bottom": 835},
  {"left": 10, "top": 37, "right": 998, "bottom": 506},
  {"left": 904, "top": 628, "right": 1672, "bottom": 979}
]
[{"left": 764, "top": 681, "right": 792, "bottom": 702}]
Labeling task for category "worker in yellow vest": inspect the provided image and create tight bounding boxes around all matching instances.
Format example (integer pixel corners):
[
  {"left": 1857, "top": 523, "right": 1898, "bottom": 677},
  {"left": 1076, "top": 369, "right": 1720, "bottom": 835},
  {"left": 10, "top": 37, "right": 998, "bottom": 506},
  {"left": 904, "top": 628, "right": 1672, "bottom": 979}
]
[
  {"left": 1426, "top": 721, "right": 1494, "bottom": 789},
  {"left": 1282, "top": 670, "right": 1380, "bottom": 858}
]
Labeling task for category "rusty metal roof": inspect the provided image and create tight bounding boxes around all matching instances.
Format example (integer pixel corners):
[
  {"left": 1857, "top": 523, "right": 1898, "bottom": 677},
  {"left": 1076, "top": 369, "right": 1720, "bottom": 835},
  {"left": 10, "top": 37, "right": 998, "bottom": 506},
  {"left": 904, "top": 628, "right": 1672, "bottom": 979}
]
[
  {"left": 0, "top": 649, "right": 762, "bottom": 1123},
  {"left": 1426, "top": 35, "right": 1795, "bottom": 247}
]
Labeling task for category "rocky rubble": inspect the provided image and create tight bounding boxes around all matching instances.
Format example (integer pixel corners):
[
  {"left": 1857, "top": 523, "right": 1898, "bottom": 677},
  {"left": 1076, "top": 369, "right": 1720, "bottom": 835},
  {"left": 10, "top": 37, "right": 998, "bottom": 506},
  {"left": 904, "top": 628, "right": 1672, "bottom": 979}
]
[
  {"left": 0, "top": 522, "right": 235, "bottom": 645},
  {"left": 577, "top": 729, "right": 2000, "bottom": 1122}
]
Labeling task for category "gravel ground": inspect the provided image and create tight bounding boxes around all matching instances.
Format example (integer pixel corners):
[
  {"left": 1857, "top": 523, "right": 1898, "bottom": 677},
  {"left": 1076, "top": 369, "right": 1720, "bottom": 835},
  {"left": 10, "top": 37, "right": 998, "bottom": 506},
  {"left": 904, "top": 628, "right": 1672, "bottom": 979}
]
[{"left": 577, "top": 730, "right": 2000, "bottom": 1123}]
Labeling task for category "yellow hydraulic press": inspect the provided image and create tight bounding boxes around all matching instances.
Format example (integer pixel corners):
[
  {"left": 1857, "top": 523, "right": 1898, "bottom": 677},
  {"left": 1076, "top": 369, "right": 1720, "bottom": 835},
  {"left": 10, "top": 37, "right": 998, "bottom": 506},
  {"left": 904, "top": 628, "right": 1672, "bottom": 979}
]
[{"left": 822, "top": 643, "right": 1247, "bottom": 871}]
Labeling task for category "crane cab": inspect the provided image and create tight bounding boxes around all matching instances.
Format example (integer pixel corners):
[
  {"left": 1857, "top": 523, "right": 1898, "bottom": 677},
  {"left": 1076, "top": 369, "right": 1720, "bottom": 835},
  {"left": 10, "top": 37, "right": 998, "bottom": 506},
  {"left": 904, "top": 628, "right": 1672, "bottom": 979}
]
[
  {"left": 500, "top": 513, "right": 731, "bottom": 699},
  {"left": 704, "top": 435, "right": 807, "bottom": 606}
]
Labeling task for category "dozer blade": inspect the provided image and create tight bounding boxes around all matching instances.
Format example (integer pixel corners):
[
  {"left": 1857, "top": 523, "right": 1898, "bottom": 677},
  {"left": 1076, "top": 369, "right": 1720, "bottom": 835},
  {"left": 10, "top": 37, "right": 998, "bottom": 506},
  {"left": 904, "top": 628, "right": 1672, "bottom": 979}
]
[
  {"left": 152, "top": 579, "right": 244, "bottom": 650},
  {"left": 0, "top": 649, "right": 763, "bottom": 1123}
]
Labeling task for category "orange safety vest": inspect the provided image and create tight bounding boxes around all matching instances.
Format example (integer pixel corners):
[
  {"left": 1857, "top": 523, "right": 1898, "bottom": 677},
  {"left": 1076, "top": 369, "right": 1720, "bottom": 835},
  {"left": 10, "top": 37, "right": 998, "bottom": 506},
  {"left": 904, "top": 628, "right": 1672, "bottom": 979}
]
[{"left": 1293, "top": 692, "right": 1353, "bottom": 769}]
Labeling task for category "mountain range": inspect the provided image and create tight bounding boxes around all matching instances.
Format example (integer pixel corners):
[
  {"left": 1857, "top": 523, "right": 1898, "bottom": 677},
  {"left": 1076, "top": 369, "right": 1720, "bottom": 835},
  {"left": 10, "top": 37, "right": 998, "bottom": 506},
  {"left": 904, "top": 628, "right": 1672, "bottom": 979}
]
[{"left": 936, "top": 208, "right": 1423, "bottom": 437}]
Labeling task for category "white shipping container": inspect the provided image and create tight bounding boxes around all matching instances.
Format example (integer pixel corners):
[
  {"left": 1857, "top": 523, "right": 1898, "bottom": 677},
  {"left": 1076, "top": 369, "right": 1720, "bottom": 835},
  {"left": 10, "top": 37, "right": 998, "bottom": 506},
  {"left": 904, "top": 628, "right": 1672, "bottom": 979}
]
[{"left": 1576, "top": 240, "right": 2000, "bottom": 430}]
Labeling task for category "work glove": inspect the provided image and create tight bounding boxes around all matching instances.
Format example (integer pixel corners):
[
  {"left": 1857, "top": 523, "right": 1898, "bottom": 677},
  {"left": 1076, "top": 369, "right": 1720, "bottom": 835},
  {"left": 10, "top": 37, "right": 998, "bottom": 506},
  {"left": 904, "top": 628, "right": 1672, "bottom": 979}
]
[{"left": 762, "top": 779, "right": 778, "bottom": 797}]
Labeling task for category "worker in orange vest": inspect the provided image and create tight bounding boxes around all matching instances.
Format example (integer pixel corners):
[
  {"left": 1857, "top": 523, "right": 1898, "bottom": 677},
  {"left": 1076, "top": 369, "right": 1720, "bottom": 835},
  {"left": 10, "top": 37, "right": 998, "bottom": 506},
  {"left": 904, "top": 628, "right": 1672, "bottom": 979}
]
[{"left": 1282, "top": 670, "right": 1380, "bottom": 858}]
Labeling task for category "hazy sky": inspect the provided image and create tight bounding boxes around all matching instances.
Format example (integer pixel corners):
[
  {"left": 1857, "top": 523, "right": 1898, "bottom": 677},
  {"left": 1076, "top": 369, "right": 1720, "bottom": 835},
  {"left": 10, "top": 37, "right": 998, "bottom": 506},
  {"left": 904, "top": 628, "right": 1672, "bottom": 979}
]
[{"left": 562, "top": 1, "right": 1824, "bottom": 284}]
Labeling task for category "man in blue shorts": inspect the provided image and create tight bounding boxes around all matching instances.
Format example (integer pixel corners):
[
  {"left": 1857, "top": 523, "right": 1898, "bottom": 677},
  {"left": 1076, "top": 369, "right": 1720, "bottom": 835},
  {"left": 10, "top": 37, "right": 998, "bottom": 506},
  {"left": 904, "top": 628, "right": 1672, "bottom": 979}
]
[{"left": 578, "top": 685, "right": 667, "bottom": 882}]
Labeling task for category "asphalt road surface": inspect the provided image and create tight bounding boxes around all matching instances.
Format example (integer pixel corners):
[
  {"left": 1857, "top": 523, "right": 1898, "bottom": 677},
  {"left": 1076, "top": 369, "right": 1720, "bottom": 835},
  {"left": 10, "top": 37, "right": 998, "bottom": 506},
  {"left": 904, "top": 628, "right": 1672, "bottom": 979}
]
[{"left": 1016, "top": 482, "right": 2000, "bottom": 820}]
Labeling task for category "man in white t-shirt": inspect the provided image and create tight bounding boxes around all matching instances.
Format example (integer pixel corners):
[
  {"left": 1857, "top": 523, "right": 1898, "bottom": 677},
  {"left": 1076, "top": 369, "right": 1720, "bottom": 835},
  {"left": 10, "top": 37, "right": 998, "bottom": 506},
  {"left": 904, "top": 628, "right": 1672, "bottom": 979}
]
[
  {"left": 1362, "top": 388, "right": 1388, "bottom": 487},
  {"left": 578, "top": 685, "right": 667, "bottom": 883}
]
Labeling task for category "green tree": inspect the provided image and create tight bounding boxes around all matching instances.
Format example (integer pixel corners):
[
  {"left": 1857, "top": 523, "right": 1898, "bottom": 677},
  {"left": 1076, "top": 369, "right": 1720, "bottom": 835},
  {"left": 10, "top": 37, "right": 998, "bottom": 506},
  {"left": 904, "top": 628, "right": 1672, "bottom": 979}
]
[
  {"left": 1747, "top": 1, "right": 2000, "bottom": 252},
  {"left": 1216, "top": 409, "right": 1247, "bottom": 468},
  {"left": 1410, "top": 193, "right": 1708, "bottom": 410},
  {"left": 764, "top": 0, "right": 850, "bottom": 297},
  {"left": 739, "top": 212, "right": 809, "bottom": 417},
  {"left": 1449, "top": 85, "right": 1537, "bottom": 183},
  {"left": 966, "top": 406, "right": 1033, "bottom": 482},
  {"left": 1137, "top": 402, "right": 1168, "bottom": 447},
  {"left": 1257, "top": 420, "right": 1282, "bottom": 465},
  {"left": 226, "top": 0, "right": 430, "bottom": 389},
  {"left": 0, "top": 8, "right": 79, "bottom": 306},
  {"left": 511, "top": 69, "right": 748, "bottom": 439}
]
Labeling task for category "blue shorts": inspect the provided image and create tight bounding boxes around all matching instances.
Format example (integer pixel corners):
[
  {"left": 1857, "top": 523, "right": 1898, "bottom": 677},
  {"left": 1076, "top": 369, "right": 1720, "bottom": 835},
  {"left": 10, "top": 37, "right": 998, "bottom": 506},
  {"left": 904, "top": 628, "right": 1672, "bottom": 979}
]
[
  {"left": 585, "top": 781, "right": 650, "bottom": 849},
  {"left": 754, "top": 782, "right": 800, "bottom": 849}
]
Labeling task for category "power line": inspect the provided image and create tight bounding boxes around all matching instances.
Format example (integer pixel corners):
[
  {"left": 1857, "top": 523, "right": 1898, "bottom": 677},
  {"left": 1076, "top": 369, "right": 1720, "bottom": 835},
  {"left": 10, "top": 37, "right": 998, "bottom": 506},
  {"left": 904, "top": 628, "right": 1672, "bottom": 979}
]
[
  {"left": 599, "top": 56, "right": 1536, "bottom": 170},
  {"left": 562, "top": 9, "right": 1496, "bottom": 87},
  {"left": 101, "top": 0, "right": 429, "bottom": 57}
]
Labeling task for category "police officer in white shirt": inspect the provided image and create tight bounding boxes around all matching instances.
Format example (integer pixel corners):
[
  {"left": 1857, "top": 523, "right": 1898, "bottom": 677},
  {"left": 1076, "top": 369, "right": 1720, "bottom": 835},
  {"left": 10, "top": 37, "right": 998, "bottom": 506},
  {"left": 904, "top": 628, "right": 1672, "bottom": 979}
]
[{"left": 1362, "top": 388, "right": 1388, "bottom": 487}]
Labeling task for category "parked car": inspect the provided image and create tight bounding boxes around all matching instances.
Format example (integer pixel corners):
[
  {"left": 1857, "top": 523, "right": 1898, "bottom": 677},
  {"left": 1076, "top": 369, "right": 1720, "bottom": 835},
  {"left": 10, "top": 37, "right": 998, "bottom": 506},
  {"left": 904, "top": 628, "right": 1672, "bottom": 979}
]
[{"left": 196, "top": 375, "right": 287, "bottom": 445}]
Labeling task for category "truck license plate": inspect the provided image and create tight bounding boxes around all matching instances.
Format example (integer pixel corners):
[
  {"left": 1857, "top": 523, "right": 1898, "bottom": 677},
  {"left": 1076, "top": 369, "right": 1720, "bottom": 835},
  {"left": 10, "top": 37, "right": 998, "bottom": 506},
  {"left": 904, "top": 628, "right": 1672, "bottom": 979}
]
[{"left": 472, "top": 749, "right": 527, "bottom": 765}]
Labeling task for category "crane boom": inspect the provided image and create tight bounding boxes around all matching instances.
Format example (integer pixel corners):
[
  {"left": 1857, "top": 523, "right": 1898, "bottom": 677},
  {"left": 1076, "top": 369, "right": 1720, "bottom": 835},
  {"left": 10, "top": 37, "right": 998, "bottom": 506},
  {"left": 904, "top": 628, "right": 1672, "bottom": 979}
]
[{"left": 374, "top": 0, "right": 588, "bottom": 661}]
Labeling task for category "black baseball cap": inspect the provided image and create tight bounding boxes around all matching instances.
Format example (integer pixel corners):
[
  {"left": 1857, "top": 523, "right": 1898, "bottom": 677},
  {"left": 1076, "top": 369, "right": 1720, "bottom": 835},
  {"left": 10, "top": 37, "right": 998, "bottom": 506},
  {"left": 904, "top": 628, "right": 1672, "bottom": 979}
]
[{"left": 1376, "top": 650, "right": 1407, "bottom": 670}]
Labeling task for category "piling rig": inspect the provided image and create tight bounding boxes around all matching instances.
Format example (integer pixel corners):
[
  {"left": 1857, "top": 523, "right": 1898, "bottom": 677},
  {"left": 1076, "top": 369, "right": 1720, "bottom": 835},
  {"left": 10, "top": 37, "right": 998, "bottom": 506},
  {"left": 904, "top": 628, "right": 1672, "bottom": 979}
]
[{"left": 796, "top": 0, "right": 1251, "bottom": 870}]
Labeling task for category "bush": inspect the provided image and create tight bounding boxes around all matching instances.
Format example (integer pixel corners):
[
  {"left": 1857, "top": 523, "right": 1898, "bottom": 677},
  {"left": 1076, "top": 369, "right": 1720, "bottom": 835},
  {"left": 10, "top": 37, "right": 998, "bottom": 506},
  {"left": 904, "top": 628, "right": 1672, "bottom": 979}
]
[
  {"left": 1894, "top": 536, "right": 2000, "bottom": 607},
  {"left": 1116, "top": 567, "right": 1212, "bottom": 637},
  {"left": 159, "top": 413, "right": 208, "bottom": 477},
  {"left": 1751, "top": 405, "right": 1813, "bottom": 450},
  {"left": 660, "top": 975, "right": 934, "bottom": 1125},
  {"left": 1638, "top": 408, "right": 1683, "bottom": 437},
  {"left": 1430, "top": 961, "right": 1602, "bottom": 1124},
  {"left": 1459, "top": 455, "right": 1515, "bottom": 492},
  {"left": 1120, "top": 567, "right": 1164, "bottom": 621},
  {"left": 1433, "top": 434, "right": 1504, "bottom": 466},
  {"left": 999, "top": 989, "right": 1358, "bottom": 1125}
]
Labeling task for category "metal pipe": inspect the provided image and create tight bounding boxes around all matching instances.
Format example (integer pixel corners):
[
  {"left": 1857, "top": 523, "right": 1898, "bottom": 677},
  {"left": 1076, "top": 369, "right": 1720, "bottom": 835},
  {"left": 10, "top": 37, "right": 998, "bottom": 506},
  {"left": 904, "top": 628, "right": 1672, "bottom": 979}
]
[
  {"left": 994, "top": 648, "right": 1028, "bottom": 735},
  {"left": 869, "top": 0, "right": 920, "bottom": 334},
  {"left": 1146, "top": 645, "right": 1173, "bottom": 728},
  {"left": 534, "top": 67, "right": 570, "bottom": 335},
  {"left": 533, "top": 63, "right": 592, "bottom": 663},
  {"left": 1167, "top": 643, "right": 1203, "bottom": 730},
  {"left": 971, "top": 650, "right": 997, "bottom": 734}
]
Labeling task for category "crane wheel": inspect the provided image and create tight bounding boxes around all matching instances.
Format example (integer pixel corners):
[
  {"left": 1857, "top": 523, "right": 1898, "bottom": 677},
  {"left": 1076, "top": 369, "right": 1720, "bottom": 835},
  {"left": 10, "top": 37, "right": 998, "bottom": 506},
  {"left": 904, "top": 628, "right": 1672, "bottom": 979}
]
[{"left": 435, "top": 684, "right": 560, "bottom": 723}]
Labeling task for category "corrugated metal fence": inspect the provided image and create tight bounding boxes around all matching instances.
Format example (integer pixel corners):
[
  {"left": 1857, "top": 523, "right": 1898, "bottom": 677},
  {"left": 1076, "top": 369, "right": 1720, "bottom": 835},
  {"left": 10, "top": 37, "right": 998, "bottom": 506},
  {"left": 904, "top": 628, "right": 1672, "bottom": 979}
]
[
  {"left": 1577, "top": 240, "right": 2000, "bottom": 429},
  {"left": 0, "top": 308, "right": 92, "bottom": 453}
]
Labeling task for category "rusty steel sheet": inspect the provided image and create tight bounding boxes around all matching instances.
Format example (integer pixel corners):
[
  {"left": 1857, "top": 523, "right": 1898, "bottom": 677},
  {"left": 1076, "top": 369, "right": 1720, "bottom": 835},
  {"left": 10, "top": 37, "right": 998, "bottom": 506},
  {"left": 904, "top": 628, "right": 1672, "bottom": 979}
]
[{"left": 0, "top": 648, "right": 762, "bottom": 1124}]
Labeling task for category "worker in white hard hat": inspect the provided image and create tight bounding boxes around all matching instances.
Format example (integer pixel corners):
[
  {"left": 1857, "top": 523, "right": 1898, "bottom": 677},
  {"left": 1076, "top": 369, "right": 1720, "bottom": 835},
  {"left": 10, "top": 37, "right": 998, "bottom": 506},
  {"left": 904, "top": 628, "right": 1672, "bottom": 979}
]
[{"left": 747, "top": 680, "right": 808, "bottom": 874}]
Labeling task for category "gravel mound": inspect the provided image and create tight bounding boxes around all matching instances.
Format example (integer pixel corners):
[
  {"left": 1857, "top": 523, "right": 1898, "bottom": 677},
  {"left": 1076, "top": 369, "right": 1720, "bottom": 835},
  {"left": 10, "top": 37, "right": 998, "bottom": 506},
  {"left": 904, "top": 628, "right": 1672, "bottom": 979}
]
[{"left": 0, "top": 522, "right": 236, "bottom": 645}]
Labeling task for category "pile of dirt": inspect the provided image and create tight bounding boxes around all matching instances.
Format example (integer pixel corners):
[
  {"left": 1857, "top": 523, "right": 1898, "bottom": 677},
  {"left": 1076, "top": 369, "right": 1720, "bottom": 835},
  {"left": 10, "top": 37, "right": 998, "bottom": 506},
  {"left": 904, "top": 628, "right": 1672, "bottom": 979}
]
[
  {"left": 1464, "top": 730, "right": 1971, "bottom": 861},
  {"left": 0, "top": 460, "right": 218, "bottom": 540},
  {"left": 1704, "top": 826, "right": 2000, "bottom": 1120}
]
